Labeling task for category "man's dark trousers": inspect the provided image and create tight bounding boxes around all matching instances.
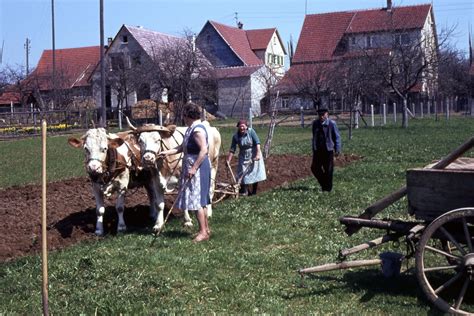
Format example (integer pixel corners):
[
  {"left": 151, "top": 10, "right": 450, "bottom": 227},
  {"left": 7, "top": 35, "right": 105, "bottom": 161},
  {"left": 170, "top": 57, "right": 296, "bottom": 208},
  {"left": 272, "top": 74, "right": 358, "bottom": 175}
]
[{"left": 311, "top": 149, "right": 334, "bottom": 192}]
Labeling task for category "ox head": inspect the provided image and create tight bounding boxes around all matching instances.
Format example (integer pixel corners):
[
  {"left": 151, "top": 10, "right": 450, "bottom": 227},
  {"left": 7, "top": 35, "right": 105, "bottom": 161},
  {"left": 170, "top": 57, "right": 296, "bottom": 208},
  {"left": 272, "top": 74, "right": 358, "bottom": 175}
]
[
  {"left": 68, "top": 128, "right": 124, "bottom": 176},
  {"left": 126, "top": 117, "right": 173, "bottom": 169}
]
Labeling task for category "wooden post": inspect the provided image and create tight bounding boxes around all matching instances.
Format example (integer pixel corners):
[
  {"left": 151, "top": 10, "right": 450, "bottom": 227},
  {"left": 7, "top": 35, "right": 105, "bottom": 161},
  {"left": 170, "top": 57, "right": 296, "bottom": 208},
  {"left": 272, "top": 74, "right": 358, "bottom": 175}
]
[
  {"left": 41, "top": 120, "right": 49, "bottom": 316},
  {"left": 411, "top": 102, "right": 416, "bottom": 117},
  {"left": 420, "top": 101, "right": 423, "bottom": 118},
  {"left": 370, "top": 104, "right": 374, "bottom": 127},
  {"left": 118, "top": 102, "right": 122, "bottom": 130},
  {"left": 159, "top": 109, "right": 163, "bottom": 126},
  {"left": 349, "top": 106, "right": 353, "bottom": 140},
  {"left": 427, "top": 98, "right": 431, "bottom": 116},
  {"left": 248, "top": 107, "right": 253, "bottom": 129},
  {"left": 446, "top": 96, "right": 450, "bottom": 120},
  {"left": 300, "top": 106, "right": 304, "bottom": 128},
  {"left": 393, "top": 102, "right": 397, "bottom": 123},
  {"left": 471, "top": 98, "right": 474, "bottom": 117},
  {"left": 354, "top": 107, "right": 359, "bottom": 129},
  {"left": 382, "top": 103, "right": 386, "bottom": 125}
]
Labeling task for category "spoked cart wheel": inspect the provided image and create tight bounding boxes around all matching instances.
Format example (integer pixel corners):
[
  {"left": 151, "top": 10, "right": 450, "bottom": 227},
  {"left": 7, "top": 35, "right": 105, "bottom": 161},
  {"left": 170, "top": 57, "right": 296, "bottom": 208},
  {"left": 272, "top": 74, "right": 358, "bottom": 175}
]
[{"left": 415, "top": 208, "right": 474, "bottom": 315}]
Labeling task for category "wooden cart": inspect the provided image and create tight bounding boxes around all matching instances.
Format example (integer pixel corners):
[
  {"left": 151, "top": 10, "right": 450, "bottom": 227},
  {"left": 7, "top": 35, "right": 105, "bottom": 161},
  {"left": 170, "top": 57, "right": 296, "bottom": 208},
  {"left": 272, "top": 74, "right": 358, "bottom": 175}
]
[{"left": 299, "top": 137, "right": 474, "bottom": 315}]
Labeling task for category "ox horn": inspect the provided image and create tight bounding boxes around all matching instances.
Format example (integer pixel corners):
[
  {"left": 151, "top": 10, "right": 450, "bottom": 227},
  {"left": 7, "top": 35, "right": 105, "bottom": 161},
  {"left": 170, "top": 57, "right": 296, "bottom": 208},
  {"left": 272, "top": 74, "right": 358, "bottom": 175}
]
[{"left": 126, "top": 116, "right": 137, "bottom": 131}]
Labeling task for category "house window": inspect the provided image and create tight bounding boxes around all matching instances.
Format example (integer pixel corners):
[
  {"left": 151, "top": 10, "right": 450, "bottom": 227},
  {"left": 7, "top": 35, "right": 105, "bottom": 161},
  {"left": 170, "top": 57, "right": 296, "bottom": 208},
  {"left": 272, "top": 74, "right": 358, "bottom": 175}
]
[
  {"left": 281, "top": 97, "right": 289, "bottom": 109},
  {"left": 122, "top": 35, "right": 128, "bottom": 44},
  {"left": 351, "top": 37, "right": 356, "bottom": 46},
  {"left": 395, "top": 33, "right": 410, "bottom": 46},
  {"left": 401, "top": 33, "right": 410, "bottom": 45},
  {"left": 110, "top": 55, "right": 124, "bottom": 71},
  {"left": 366, "top": 36, "right": 373, "bottom": 48},
  {"left": 267, "top": 53, "right": 272, "bottom": 64},
  {"left": 131, "top": 53, "right": 141, "bottom": 66}
]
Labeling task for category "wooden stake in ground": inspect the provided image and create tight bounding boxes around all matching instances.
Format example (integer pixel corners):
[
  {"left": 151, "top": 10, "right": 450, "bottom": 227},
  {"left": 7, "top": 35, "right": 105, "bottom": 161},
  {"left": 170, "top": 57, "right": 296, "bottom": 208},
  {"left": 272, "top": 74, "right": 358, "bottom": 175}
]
[{"left": 41, "top": 120, "right": 49, "bottom": 316}]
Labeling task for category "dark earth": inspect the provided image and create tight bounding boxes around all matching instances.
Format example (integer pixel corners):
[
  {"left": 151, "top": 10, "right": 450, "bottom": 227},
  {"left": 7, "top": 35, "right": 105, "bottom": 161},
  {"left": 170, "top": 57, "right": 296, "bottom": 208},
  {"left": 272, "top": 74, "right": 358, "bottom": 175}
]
[{"left": 0, "top": 154, "right": 360, "bottom": 262}]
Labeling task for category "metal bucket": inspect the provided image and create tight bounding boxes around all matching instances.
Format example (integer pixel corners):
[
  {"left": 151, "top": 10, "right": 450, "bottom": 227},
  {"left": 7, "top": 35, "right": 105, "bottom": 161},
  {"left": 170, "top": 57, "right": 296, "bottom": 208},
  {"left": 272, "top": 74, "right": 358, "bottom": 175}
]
[{"left": 379, "top": 252, "right": 404, "bottom": 278}]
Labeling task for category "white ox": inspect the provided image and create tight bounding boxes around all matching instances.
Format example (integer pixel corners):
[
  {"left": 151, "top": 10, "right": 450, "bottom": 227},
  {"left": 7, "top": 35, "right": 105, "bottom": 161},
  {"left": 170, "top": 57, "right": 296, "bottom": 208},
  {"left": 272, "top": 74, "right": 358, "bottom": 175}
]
[
  {"left": 68, "top": 128, "right": 161, "bottom": 236},
  {"left": 130, "top": 121, "right": 221, "bottom": 231}
]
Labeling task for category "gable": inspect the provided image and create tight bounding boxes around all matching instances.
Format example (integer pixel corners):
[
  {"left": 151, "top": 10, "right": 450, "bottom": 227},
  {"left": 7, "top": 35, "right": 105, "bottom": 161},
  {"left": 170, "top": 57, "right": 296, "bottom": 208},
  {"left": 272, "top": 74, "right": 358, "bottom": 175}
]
[
  {"left": 196, "top": 22, "right": 244, "bottom": 67},
  {"left": 246, "top": 29, "right": 275, "bottom": 51},
  {"left": 208, "top": 21, "right": 262, "bottom": 66}
]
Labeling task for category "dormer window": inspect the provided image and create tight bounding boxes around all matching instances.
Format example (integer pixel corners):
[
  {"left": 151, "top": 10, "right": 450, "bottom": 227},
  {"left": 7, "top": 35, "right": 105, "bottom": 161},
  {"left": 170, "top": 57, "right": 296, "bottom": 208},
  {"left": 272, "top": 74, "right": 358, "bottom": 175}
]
[{"left": 122, "top": 35, "right": 128, "bottom": 44}]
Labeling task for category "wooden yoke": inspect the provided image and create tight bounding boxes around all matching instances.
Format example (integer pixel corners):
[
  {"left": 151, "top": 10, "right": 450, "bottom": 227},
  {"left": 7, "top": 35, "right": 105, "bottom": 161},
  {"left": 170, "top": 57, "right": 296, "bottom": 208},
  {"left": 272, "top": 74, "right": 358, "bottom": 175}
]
[{"left": 344, "top": 136, "right": 474, "bottom": 236}]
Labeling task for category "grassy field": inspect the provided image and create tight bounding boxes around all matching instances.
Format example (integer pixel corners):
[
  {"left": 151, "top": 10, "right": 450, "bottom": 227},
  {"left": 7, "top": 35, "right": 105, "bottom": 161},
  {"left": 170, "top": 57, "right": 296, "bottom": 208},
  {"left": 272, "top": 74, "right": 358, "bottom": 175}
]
[{"left": 1, "top": 117, "right": 473, "bottom": 314}]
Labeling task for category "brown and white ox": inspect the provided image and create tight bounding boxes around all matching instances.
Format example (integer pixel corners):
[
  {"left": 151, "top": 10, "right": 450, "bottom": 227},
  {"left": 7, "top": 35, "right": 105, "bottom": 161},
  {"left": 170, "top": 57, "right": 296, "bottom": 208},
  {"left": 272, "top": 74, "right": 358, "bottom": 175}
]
[
  {"left": 68, "top": 128, "right": 161, "bottom": 236},
  {"left": 130, "top": 121, "right": 221, "bottom": 231}
]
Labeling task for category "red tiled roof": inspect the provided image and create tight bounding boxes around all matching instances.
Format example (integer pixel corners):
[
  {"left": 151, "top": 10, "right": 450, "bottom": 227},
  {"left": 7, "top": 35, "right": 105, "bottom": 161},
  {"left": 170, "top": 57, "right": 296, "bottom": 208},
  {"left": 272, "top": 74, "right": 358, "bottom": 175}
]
[
  {"left": 28, "top": 46, "right": 101, "bottom": 90},
  {"left": 293, "top": 4, "right": 432, "bottom": 64},
  {"left": 293, "top": 11, "right": 354, "bottom": 63},
  {"left": 246, "top": 28, "right": 275, "bottom": 51},
  {"left": 346, "top": 4, "right": 431, "bottom": 34},
  {"left": 209, "top": 21, "right": 263, "bottom": 66},
  {"left": 213, "top": 65, "right": 263, "bottom": 79},
  {"left": 0, "top": 90, "right": 21, "bottom": 105}
]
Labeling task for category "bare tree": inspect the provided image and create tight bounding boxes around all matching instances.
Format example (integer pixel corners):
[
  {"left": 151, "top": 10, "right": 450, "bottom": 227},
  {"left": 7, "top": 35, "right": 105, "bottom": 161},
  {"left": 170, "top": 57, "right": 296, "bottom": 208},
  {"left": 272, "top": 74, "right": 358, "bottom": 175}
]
[
  {"left": 0, "top": 64, "right": 35, "bottom": 108},
  {"left": 253, "top": 65, "right": 281, "bottom": 158},
  {"left": 285, "top": 62, "right": 337, "bottom": 109},
  {"left": 437, "top": 46, "right": 471, "bottom": 101},
  {"left": 139, "top": 31, "right": 217, "bottom": 123},
  {"left": 366, "top": 26, "right": 454, "bottom": 127}
]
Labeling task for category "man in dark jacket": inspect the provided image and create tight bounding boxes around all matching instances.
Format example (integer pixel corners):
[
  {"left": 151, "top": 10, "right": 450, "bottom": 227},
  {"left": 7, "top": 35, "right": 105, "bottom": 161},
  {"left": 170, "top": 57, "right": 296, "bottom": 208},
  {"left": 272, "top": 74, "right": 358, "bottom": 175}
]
[{"left": 311, "top": 108, "right": 341, "bottom": 192}]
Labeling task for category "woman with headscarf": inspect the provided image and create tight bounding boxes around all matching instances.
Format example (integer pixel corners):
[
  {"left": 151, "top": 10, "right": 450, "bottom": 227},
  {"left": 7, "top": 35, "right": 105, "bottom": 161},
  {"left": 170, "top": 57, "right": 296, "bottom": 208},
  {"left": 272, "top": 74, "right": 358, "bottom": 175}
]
[
  {"left": 160, "top": 102, "right": 211, "bottom": 242},
  {"left": 226, "top": 120, "right": 266, "bottom": 196}
]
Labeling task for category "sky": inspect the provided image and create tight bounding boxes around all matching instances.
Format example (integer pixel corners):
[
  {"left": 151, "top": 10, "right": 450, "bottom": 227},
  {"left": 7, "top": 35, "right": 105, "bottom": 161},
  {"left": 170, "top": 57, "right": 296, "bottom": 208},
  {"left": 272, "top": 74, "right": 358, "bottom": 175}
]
[{"left": 1, "top": 0, "right": 472, "bottom": 71}]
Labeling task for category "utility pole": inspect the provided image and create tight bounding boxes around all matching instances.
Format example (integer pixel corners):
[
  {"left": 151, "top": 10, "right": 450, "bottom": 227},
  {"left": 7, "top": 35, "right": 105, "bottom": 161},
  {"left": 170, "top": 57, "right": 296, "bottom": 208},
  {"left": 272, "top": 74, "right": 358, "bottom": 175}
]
[
  {"left": 0, "top": 40, "right": 4, "bottom": 64},
  {"left": 51, "top": 0, "right": 56, "bottom": 110},
  {"left": 99, "top": 0, "right": 106, "bottom": 127},
  {"left": 24, "top": 38, "right": 31, "bottom": 75}
]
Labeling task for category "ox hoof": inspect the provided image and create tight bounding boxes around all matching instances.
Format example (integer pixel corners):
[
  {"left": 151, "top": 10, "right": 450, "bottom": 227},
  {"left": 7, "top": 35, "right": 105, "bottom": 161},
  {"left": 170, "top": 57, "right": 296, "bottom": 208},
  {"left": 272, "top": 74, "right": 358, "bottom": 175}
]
[
  {"left": 153, "top": 225, "right": 163, "bottom": 234},
  {"left": 117, "top": 225, "right": 127, "bottom": 233},
  {"left": 95, "top": 230, "right": 105, "bottom": 236},
  {"left": 182, "top": 221, "right": 193, "bottom": 229}
]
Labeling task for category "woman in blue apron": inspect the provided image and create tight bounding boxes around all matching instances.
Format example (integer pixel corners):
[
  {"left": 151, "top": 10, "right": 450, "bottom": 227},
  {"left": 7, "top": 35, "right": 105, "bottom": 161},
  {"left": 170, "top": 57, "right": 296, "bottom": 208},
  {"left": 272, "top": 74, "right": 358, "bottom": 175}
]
[
  {"left": 226, "top": 120, "right": 266, "bottom": 196},
  {"left": 160, "top": 102, "right": 211, "bottom": 242}
]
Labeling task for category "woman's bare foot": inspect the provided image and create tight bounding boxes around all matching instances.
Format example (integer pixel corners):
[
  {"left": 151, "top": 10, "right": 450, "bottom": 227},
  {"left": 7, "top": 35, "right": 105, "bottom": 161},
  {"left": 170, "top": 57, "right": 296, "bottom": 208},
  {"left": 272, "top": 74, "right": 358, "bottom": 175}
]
[{"left": 192, "top": 233, "right": 209, "bottom": 243}]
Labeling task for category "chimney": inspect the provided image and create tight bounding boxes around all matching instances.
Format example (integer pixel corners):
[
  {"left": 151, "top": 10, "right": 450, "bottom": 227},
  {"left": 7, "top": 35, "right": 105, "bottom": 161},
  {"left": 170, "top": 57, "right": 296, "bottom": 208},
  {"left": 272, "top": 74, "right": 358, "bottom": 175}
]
[
  {"left": 237, "top": 21, "right": 243, "bottom": 29},
  {"left": 387, "top": 0, "right": 392, "bottom": 11},
  {"left": 107, "top": 37, "right": 113, "bottom": 47}
]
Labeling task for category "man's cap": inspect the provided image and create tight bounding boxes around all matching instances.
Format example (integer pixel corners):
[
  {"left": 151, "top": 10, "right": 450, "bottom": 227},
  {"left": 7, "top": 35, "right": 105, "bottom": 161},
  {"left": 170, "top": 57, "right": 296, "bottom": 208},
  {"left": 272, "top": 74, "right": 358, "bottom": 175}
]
[{"left": 317, "top": 108, "right": 329, "bottom": 115}]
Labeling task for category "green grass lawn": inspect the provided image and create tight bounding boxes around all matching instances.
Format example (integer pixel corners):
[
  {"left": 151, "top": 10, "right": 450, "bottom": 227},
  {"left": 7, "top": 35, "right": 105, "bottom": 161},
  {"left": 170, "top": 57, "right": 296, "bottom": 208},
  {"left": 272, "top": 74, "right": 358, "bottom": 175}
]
[{"left": 0, "top": 117, "right": 473, "bottom": 314}]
